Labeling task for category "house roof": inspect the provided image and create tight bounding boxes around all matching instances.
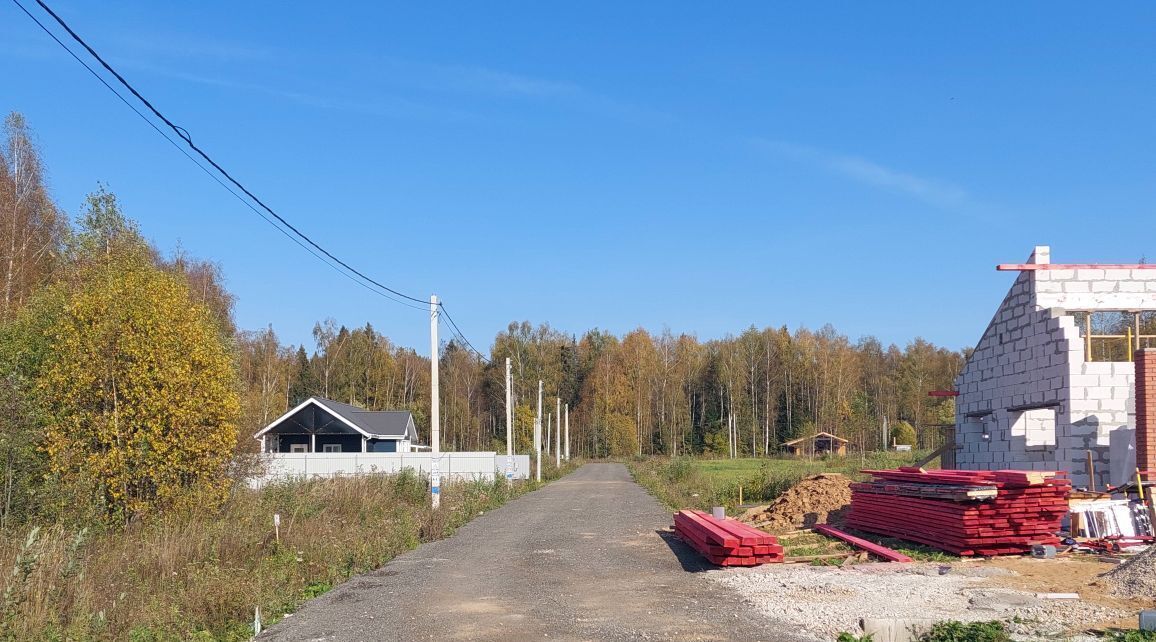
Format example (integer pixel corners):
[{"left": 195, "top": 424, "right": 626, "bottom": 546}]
[
  {"left": 782, "top": 431, "right": 849, "bottom": 446},
  {"left": 253, "top": 397, "right": 419, "bottom": 441}
]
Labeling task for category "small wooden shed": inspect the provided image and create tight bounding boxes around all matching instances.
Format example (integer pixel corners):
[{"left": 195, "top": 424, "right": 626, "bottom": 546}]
[{"left": 783, "top": 432, "right": 848, "bottom": 457}]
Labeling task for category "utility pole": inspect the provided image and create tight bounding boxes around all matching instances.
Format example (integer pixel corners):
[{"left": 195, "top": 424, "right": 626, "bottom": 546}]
[
  {"left": 536, "top": 380, "right": 543, "bottom": 482},
  {"left": 546, "top": 412, "right": 552, "bottom": 457},
  {"left": 555, "top": 396, "right": 561, "bottom": 467},
  {"left": 505, "top": 358, "right": 513, "bottom": 483},
  {"left": 564, "top": 403, "right": 570, "bottom": 460},
  {"left": 430, "top": 295, "right": 440, "bottom": 509}
]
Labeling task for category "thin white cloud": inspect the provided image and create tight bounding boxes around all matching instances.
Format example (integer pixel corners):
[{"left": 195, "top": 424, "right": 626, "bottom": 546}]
[
  {"left": 115, "top": 59, "right": 479, "bottom": 122},
  {"left": 112, "top": 33, "right": 278, "bottom": 63},
  {"left": 754, "top": 139, "right": 967, "bottom": 208},
  {"left": 370, "top": 56, "right": 676, "bottom": 125}
]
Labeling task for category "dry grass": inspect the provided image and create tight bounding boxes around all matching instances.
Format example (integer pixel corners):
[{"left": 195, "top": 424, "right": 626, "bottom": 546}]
[{"left": 0, "top": 465, "right": 575, "bottom": 641}]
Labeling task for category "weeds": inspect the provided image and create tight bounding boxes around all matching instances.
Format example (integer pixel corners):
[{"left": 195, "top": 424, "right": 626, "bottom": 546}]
[
  {"left": 1106, "top": 631, "right": 1156, "bottom": 642},
  {"left": 917, "top": 620, "right": 1010, "bottom": 642},
  {"left": 0, "top": 462, "right": 577, "bottom": 641}
]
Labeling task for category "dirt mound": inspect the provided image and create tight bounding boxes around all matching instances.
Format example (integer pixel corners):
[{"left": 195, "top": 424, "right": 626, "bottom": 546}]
[
  {"left": 738, "top": 473, "right": 852, "bottom": 533},
  {"left": 1102, "top": 543, "right": 1156, "bottom": 598}
]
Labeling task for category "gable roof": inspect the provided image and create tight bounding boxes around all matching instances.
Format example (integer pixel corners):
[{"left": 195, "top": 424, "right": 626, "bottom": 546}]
[
  {"left": 253, "top": 397, "right": 419, "bottom": 441},
  {"left": 782, "top": 431, "right": 849, "bottom": 446}
]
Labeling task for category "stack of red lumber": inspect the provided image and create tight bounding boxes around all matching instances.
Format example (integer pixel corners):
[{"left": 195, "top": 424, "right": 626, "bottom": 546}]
[
  {"left": 846, "top": 468, "right": 1070, "bottom": 556},
  {"left": 673, "top": 509, "right": 784, "bottom": 566}
]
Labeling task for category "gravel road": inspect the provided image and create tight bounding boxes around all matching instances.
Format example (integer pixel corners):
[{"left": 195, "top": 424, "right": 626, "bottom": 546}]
[{"left": 259, "top": 463, "right": 805, "bottom": 641}]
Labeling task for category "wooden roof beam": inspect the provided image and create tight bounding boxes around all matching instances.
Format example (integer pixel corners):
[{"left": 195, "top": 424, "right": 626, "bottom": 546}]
[{"left": 997, "top": 263, "right": 1156, "bottom": 271}]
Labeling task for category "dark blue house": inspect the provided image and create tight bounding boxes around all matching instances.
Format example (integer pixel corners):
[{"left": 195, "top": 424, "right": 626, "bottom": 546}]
[{"left": 255, "top": 396, "right": 420, "bottom": 454}]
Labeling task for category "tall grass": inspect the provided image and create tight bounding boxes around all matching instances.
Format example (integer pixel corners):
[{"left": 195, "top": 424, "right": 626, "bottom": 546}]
[{"left": 0, "top": 464, "right": 576, "bottom": 641}]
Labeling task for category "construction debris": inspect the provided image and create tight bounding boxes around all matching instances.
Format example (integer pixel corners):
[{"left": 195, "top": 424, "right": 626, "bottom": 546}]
[
  {"left": 673, "top": 509, "right": 784, "bottom": 566},
  {"left": 737, "top": 473, "right": 851, "bottom": 532},
  {"left": 845, "top": 468, "right": 1070, "bottom": 556},
  {"left": 1102, "top": 541, "right": 1156, "bottom": 598}
]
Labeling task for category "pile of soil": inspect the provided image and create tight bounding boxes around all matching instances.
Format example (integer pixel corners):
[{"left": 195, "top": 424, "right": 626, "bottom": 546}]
[
  {"left": 738, "top": 473, "right": 852, "bottom": 533},
  {"left": 1102, "top": 544, "right": 1156, "bottom": 598}
]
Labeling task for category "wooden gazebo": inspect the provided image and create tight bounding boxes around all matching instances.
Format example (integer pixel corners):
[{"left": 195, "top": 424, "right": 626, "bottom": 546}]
[{"left": 782, "top": 432, "right": 848, "bottom": 457}]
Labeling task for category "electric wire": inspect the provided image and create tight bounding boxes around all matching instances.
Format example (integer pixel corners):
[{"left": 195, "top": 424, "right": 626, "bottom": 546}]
[
  {"left": 24, "top": 0, "right": 430, "bottom": 307},
  {"left": 10, "top": 0, "right": 430, "bottom": 312},
  {"left": 16, "top": 0, "right": 503, "bottom": 351},
  {"left": 438, "top": 303, "right": 492, "bottom": 364}
]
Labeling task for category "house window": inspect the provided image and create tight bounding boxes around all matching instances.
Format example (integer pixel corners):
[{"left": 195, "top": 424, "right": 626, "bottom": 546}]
[
  {"left": 322, "top": 444, "right": 342, "bottom": 453},
  {"left": 290, "top": 444, "right": 309, "bottom": 453}
]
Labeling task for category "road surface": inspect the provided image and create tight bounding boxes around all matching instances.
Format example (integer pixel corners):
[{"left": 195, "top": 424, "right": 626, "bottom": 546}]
[{"left": 260, "top": 463, "right": 803, "bottom": 641}]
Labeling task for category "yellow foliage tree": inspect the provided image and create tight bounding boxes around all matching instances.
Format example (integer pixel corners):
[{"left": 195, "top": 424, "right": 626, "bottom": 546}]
[
  {"left": 38, "top": 250, "right": 239, "bottom": 520},
  {"left": 603, "top": 412, "right": 638, "bottom": 457}
]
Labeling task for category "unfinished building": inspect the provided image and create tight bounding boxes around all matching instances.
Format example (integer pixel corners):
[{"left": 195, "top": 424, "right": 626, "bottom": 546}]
[{"left": 953, "top": 246, "right": 1156, "bottom": 489}]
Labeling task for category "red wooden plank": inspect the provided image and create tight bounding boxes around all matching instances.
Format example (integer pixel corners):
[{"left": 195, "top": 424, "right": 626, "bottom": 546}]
[
  {"left": 997, "top": 263, "right": 1156, "bottom": 271},
  {"left": 704, "top": 514, "right": 776, "bottom": 546},
  {"left": 674, "top": 511, "right": 740, "bottom": 547},
  {"left": 814, "top": 524, "right": 913, "bottom": 562},
  {"left": 674, "top": 523, "right": 782, "bottom": 557}
]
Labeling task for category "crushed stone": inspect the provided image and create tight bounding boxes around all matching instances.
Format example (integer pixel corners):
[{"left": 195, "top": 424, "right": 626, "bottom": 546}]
[
  {"left": 738, "top": 473, "right": 851, "bottom": 533},
  {"left": 710, "top": 562, "right": 1124, "bottom": 642},
  {"left": 1102, "top": 543, "right": 1156, "bottom": 598}
]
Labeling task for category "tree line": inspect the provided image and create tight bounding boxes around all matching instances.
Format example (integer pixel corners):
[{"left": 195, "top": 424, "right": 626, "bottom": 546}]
[
  {"left": 242, "top": 319, "right": 962, "bottom": 461},
  {"left": 0, "top": 111, "right": 964, "bottom": 527}
]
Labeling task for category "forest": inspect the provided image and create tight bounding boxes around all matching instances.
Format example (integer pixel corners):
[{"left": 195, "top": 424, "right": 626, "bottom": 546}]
[{"left": 0, "top": 110, "right": 965, "bottom": 527}]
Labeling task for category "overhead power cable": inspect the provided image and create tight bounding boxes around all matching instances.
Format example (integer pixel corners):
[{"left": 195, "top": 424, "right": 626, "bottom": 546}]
[
  {"left": 17, "top": 0, "right": 499, "bottom": 351},
  {"left": 19, "top": 0, "right": 429, "bottom": 308},
  {"left": 438, "top": 303, "right": 491, "bottom": 364},
  {"left": 10, "top": 0, "right": 429, "bottom": 311}
]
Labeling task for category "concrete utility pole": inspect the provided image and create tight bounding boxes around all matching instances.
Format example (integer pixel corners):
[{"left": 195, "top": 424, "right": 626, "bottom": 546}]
[
  {"left": 564, "top": 403, "right": 570, "bottom": 460},
  {"left": 546, "top": 412, "right": 552, "bottom": 457},
  {"left": 505, "top": 358, "right": 513, "bottom": 482},
  {"left": 555, "top": 397, "right": 561, "bottom": 467},
  {"left": 430, "top": 295, "right": 440, "bottom": 509},
  {"left": 536, "top": 380, "right": 543, "bottom": 482}
]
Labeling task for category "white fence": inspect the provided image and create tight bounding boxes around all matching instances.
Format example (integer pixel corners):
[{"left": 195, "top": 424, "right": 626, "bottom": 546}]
[{"left": 250, "top": 452, "right": 531, "bottom": 488}]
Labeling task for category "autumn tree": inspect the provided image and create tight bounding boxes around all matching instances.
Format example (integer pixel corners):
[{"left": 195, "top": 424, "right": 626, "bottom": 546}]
[
  {"left": 23, "top": 198, "right": 240, "bottom": 521},
  {"left": 0, "top": 112, "right": 65, "bottom": 320}
]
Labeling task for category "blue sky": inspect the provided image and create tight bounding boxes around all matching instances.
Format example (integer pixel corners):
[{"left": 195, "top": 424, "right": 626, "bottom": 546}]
[{"left": 2, "top": 2, "right": 1154, "bottom": 354}]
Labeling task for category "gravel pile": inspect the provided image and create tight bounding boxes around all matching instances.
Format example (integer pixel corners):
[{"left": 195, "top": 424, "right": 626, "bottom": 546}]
[
  {"left": 710, "top": 562, "right": 1123, "bottom": 642},
  {"left": 738, "top": 473, "right": 851, "bottom": 533},
  {"left": 1102, "top": 544, "right": 1156, "bottom": 597}
]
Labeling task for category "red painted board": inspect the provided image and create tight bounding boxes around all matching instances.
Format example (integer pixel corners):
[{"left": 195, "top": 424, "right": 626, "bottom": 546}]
[
  {"left": 674, "top": 511, "right": 740, "bottom": 547},
  {"left": 675, "top": 525, "right": 760, "bottom": 557},
  {"left": 997, "top": 263, "right": 1156, "bottom": 271},
  {"left": 814, "top": 524, "right": 913, "bottom": 562}
]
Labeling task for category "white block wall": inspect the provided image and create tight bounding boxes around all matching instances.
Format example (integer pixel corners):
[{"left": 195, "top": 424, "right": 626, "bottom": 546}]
[
  {"left": 954, "top": 247, "right": 1151, "bottom": 489},
  {"left": 248, "top": 452, "right": 532, "bottom": 488}
]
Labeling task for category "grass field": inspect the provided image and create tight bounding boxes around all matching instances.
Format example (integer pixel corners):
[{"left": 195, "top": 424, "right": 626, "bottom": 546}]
[{"left": 629, "top": 451, "right": 932, "bottom": 514}]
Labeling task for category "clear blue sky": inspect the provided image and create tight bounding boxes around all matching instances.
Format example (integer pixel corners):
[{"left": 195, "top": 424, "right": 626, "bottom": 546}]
[{"left": 2, "top": 2, "right": 1154, "bottom": 355}]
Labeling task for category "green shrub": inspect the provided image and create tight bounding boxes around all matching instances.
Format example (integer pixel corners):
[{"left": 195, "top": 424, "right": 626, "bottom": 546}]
[
  {"left": 664, "top": 458, "right": 694, "bottom": 482},
  {"left": 1107, "top": 630, "right": 1156, "bottom": 642},
  {"left": 889, "top": 421, "right": 917, "bottom": 447},
  {"left": 918, "top": 620, "right": 1010, "bottom": 642}
]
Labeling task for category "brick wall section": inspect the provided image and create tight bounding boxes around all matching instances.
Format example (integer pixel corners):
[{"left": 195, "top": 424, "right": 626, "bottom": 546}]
[{"left": 1137, "top": 349, "right": 1156, "bottom": 474}]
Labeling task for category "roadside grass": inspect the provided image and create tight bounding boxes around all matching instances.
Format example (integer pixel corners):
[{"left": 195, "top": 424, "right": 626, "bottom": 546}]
[{"left": 0, "top": 461, "right": 579, "bottom": 641}]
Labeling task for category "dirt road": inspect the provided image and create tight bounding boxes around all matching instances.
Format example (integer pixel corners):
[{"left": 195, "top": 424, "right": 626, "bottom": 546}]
[{"left": 259, "top": 463, "right": 802, "bottom": 641}]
